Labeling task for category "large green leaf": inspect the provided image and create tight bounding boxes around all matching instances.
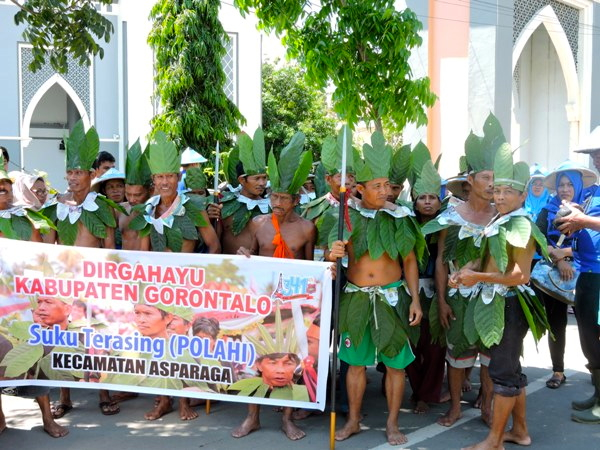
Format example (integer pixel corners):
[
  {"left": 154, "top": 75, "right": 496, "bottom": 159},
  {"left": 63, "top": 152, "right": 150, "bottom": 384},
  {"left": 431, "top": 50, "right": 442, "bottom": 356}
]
[
  {"left": 488, "top": 227, "right": 508, "bottom": 272},
  {"left": 8, "top": 321, "right": 33, "bottom": 341},
  {"left": 287, "top": 150, "right": 313, "bottom": 194},
  {"left": 1, "top": 343, "right": 44, "bottom": 377},
  {"left": 150, "top": 228, "right": 167, "bottom": 251},
  {"left": 95, "top": 197, "right": 118, "bottom": 227},
  {"left": 493, "top": 144, "right": 514, "bottom": 183},
  {"left": 349, "top": 210, "right": 368, "bottom": 260},
  {"left": 362, "top": 131, "right": 391, "bottom": 180},
  {"left": 321, "top": 135, "right": 338, "bottom": 174},
  {"left": 81, "top": 210, "right": 107, "bottom": 238},
  {"left": 128, "top": 212, "right": 148, "bottom": 231},
  {"left": 428, "top": 295, "right": 446, "bottom": 345},
  {"left": 378, "top": 214, "right": 397, "bottom": 259},
  {"left": 413, "top": 160, "right": 441, "bottom": 197},
  {"left": 367, "top": 217, "right": 384, "bottom": 259},
  {"left": 463, "top": 296, "right": 479, "bottom": 345},
  {"left": 446, "top": 294, "right": 469, "bottom": 355},
  {"left": 395, "top": 218, "right": 416, "bottom": 258},
  {"left": 175, "top": 214, "right": 199, "bottom": 241},
  {"left": 231, "top": 205, "right": 253, "bottom": 235},
  {"left": 12, "top": 215, "right": 33, "bottom": 241},
  {"left": 530, "top": 221, "right": 549, "bottom": 260},
  {"left": 165, "top": 226, "right": 183, "bottom": 252},
  {"left": 395, "top": 288, "right": 420, "bottom": 345},
  {"left": 147, "top": 131, "right": 179, "bottom": 174},
  {"left": 339, "top": 291, "right": 371, "bottom": 347},
  {"left": 267, "top": 150, "right": 280, "bottom": 192},
  {"left": 474, "top": 294, "right": 505, "bottom": 348},
  {"left": 57, "top": 218, "right": 79, "bottom": 246},
  {"left": 25, "top": 208, "right": 57, "bottom": 232},
  {"left": 371, "top": 298, "right": 408, "bottom": 358},
  {"left": 408, "top": 141, "right": 432, "bottom": 186},
  {"left": 223, "top": 147, "right": 240, "bottom": 186},
  {"left": 221, "top": 197, "right": 242, "bottom": 219},
  {"left": 278, "top": 132, "right": 306, "bottom": 191},
  {"left": 505, "top": 216, "right": 531, "bottom": 248},
  {"left": 238, "top": 133, "right": 256, "bottom": 174},
  {"left": 390, "top": 144, "right": 411, "bottom": 186},
  {"left": 252, "top": 127, "right": 266, "bottom": 172}
]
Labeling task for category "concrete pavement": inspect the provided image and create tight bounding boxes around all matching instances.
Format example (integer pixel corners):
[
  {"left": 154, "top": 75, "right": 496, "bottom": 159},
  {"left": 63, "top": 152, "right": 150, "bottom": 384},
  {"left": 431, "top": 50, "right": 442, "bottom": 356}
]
[{"left": 2, "top": 315, "right": 597, "bottom": 449}]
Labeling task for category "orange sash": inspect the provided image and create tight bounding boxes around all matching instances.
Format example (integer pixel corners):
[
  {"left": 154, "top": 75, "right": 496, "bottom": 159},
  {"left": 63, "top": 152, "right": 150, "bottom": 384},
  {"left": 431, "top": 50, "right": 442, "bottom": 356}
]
[{"left": 271, "top": 214, "right": 294, "bottom": 259}]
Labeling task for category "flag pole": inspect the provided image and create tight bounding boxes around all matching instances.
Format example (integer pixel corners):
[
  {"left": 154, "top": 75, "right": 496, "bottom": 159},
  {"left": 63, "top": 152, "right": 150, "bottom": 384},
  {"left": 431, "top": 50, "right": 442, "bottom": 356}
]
[{"left": 329, "top": 125, "right": 347, "bottom": 450}]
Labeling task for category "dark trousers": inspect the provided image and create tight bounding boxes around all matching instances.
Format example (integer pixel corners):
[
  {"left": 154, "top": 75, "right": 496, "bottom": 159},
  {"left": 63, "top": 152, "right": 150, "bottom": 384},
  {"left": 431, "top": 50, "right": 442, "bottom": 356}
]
[
  {"left": 405, "top": 319, "right": 446, "bottom": 403},
  {"left": 488, "top": 295, "right": 529, "bottom": 397},
  {"left": 535, "top": 287, "right": 568, "bottom": 372},
  {"left": 574, "top": 273, "right": 600, "bottom": 370}
]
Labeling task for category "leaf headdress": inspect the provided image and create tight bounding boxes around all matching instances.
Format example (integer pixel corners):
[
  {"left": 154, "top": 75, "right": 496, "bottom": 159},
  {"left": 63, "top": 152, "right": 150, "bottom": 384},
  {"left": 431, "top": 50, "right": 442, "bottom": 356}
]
[
  {"left": 146, "top": 131, "right": 180, "bottom": 175},
  {"left": 321, "top": 127, "right": 354, "bottom": 176},
  {"left": 65, "top": 120, "right": 99, "bottom": 171},
  {"left": 465, "top": 113, "right": 506, "bottom": 173},
  {"left": 354, "top": 131, "right": 392, "bottom": 182},
  {"left": 267, "top": 132, "right": 313, "bottom": 194},
  {"left": 125, "top": 140, "right": 152, "bottom": 186},
  {"left": 493, "top": 145, "right": 530, "bottom": 192}
]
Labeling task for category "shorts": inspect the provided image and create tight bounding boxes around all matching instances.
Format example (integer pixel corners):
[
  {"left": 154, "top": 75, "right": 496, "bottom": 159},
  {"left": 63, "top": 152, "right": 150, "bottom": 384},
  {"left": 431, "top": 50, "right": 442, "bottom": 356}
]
[
  {"left": 339, "top": 327, "right": 415, "bottom": 370},
  {"left": 446, "top": 342, "right": 490, "bottom": 368}
]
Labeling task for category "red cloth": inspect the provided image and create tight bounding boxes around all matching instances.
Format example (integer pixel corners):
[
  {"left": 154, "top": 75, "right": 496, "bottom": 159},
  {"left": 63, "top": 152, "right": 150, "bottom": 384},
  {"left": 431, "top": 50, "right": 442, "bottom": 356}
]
[{"left": 271, "top": 214, "right": 294, "bottom": 259}]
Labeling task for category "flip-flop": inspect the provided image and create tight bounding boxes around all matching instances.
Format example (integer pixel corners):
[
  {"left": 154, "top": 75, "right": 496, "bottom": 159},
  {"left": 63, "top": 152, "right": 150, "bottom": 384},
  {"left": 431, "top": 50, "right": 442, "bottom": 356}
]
[
  {"left": 546, "top": 373, "right": 566, "bottom": 389},
  {"left": 51, "top": 403, "right": 73, "bottom": 419},
  {"left": 99, "top": 401, "right": 120, "bottom": 415}
]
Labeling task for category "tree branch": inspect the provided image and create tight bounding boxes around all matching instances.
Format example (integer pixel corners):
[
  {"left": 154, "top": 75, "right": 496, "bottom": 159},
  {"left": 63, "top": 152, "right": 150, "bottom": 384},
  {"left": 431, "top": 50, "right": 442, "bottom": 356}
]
[{"left": 9, "top": 0, "right": 36, "bottom": 15}]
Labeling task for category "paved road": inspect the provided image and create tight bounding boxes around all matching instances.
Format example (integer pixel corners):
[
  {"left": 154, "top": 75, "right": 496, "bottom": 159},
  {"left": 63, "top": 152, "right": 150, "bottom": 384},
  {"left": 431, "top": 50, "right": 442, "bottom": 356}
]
[{"left": 2, "top": 315, "right": 596, "bottom": 449}]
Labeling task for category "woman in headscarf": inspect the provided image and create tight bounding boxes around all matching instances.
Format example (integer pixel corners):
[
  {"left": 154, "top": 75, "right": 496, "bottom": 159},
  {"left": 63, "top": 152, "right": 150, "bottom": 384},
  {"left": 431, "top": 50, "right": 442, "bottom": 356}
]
[
  {"left": 536, "top": 161, "right": 597, "bottom": 389},
  {"left": 525, "top": 164, "right": 550, "bottom": 222},
  {"left": 10, "top": 172, "right": 48, "bottom": 211}
]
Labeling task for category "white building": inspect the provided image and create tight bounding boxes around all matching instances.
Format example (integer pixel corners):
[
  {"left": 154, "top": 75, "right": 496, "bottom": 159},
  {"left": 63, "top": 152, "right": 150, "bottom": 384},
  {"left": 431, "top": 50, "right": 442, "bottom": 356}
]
[{"left": 0, "top": 0, "right": 262, "bottom": 191}]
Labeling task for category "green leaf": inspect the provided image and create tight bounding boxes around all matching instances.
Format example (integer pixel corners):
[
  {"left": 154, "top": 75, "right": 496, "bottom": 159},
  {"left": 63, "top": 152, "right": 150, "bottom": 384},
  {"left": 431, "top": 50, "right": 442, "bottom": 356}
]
[
  {"left": 8, "top": 321, "right": 33, "bottom": 341},
  {"left": 446, "top": 294, "right": 469, "bottom": 354},
  {"left": 147, "top": 131, "right": 179, "bottom": 174},
  {"left": 339, "top": 291, "right": 371, "bottom": 347},
  {"left": 372, "top": 297, "right": 408, "bottom": 358},
  {"left": 395, "top": 218, "right": 416, "bottom": 258},
  {"left": 252, "top": 128, "right": 266, "bottom": 172},
  {"left": 238, "top": 133, "right": 257, "bottom": 174},
  {"left": 99, "top": 195, "right": 127, "bottom": 216},
  {"left": 395, "top": 288, "right": 420, "bottom": 345},
  {"left": 165, "top": 226, "right": 183, "bottom": 252},
  {"left": 0, "top": 218, "right": 16, "bottom": 239},
  {"left": 413, "top": 160, "right": 441, "bottom": 197},
  {"left": 428, "top": 295, "right": 446, "bottom": 345},
  {"left": 463, "top": 296, "right": 479, "bottom": 345},
  {"left": 221, "top": 197, "right": 242, "bottom": 219},
  {"left": 321, "top": 135, "right": 338, "bottom": 174},
  {"left": 81, "top": 210, "right": 107, "bottom": 238},
  {"left": 57, "top": 218, "right": 79, "bottom": 246},
  {"left": 175, "top": 214, "right": 199, "bottom": 241},
  {"left": 150, "top": 228, "right": 167, "bottom": 252},
  {"left": 267, "top": 150, "right": 280, "bottom": 193},
  {"left": 25, "top": 208, "right": 57, "bottom": 232},
  {"left": 1, "top": 343, "right": 44, "bottom": 377},
  {"left": 378, "top": 214, "right": 397, "bottom": 259},
  {"left": 12, "top": 215, "right": 33, "bottom": 241},
  {"left": 231, "top": 204, "right": 253, "bottom": 235},
  {"left": 505, "top": 216, "right": 531, "bottom": 248},
  {"left": 367, "top": 217, "right": 384, "bottom": 259},
  {"left": 277, "top": 132, "right": 306, "bottom": 191},
  {"left": 95, "top": 197, "right": 117, "bottom": 227},
  {"left": 488, "top": 227, "right": 508, "bottom": 272},
  {"left": 474, "top": 294, "right": 505, "bottom": 348},
  {"left": 287, "top": 150, "right": 313, "bottom": 194},
  {"left": 128, "top": 212, "right": 148, "bottom": 231}
]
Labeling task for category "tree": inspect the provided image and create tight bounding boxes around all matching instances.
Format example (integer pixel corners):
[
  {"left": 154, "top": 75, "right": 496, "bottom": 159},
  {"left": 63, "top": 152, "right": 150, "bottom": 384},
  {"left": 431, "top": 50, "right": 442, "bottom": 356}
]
[
  {"left": 148, "top": 0, "right": 245, "bottom": 156},
  {"left": 10, "top": 0, "right": 114, "bottom": 74},
  {"left": 235, "top": 0, "right": 436, "bottom": 134},
  {"left": 262, "top": 62, "right": 336, "bottom": 160}
]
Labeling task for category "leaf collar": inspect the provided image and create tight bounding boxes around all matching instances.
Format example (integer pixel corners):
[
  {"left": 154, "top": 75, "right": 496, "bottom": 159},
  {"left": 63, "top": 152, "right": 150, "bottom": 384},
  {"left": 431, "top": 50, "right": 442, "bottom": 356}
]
[
  {"left": 0, "top": 206, "right": 26, "bottom": 219},
  {"left": 237, "top": 194, "right": 270, "bottom": 213},
  {"left": 349, "top": 197, "right": 413, "bottom": 219},
  {"left": 483, "top": 208, "right": 529, "bottom": 238},
  {"left": 143, "top": 193, "right": 189, "bottom": 234},
  {"left": 56, "top": 192, "right": 100, "bottom": 224},
  {"left": 438, "top": 205, "right": 486, "bottom": 245}
]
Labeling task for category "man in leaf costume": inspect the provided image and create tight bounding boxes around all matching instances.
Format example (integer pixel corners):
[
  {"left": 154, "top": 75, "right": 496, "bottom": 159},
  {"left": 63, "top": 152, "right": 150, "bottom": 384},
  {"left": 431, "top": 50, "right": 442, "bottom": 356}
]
[
  {"left": 327, "top": 131, "right": 423, "bottom": 446},
  {"left": 129, "top": 131, "right": 220, "bottom": 254},
  {"left": 453, "top": 144, "right": 549, "bottom": 450},
  {"left": 422, "top": 114, "right": 504, "bottom": 427},
  {"left": 233, "top": 133, "right": 314, "bottom": 441},
  {"left": 207, "top": 128, "right": 270, "bottom": 254},
  {"left": 118, "top": 140, "right": 152, "bottom": 251},
  {"left": 42, "top": 120, "right": 125, "bottom": 417}
]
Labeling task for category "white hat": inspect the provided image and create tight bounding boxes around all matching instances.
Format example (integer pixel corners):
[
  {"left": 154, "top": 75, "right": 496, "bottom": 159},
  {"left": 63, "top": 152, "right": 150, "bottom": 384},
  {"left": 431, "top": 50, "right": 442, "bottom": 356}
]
[
  {"left": 91, "top": 168, "right": 126, "bottom": 191},
  {"left": 574, "top": 127, "right": 600, "bottom": 154},
  {"left": 181, "top": 147, "right": 207, "bottom": 164},
  {"left": 544, "top": 160, "right": 598, "bottom": 190}
]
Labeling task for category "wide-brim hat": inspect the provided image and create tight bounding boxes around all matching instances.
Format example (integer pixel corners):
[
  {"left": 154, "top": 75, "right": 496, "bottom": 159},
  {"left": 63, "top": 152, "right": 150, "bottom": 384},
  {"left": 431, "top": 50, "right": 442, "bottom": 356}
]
[
  {"left": 544, "top": 160, "right": 598, "bottom": 189},
  {"left": 574, "top": 127, "right": 600, "bottom": 154},
  {"left": 91, "top": 168, "right": 126, "bottom": 191},
  {"left": 446, "top": 175, "right": 469, "bottom": 200},
  {"left": 181, "top": 147, "right": 207, "bottom": 165},
  {"left": 529, "top": 163, "right": 548, "bottom": 179}
]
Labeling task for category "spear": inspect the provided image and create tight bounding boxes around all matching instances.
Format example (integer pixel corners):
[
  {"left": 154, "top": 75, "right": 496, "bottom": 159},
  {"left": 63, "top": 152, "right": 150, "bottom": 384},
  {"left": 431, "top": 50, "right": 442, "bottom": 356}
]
[
  {"left": 214, "top": 140, "right": 220, "bottom": 200},
  {"left": 329, "top": 125, "right": 348, "bottom": 449}
]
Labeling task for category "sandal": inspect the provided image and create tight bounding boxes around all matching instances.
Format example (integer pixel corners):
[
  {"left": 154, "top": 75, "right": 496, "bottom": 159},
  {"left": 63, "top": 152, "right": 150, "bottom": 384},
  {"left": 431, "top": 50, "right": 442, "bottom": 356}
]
[
  {"left": 51, "top": 402, "right": 73, "bottom": 419},
  {"left": 99, "top": 401, "right": 120, "bottom": 415},
  {"left": 546, "top": 373, "right": 566, "bottom": 389}
]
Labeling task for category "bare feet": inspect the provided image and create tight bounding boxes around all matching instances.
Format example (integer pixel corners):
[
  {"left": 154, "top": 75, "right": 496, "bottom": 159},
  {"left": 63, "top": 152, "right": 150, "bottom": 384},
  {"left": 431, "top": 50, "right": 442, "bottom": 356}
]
[
  {"left": 188, "top": 398, "right": 207, "bottom": 407},
  {"left": 474, "top": 390, "right": 483, "bottom": 409},
  {"left": 335, "top": 419, "right": 362, "bottom": 441},
  {"left": 503, "top": 429, "right": 532, "bottom": 446},
  {"left": 144, "top": 396, "right": 173, "bottom": 420},
  {"left": 178, "top": 398, "right": 198, "bottom": 421},
  {"left": 438, "top": 390, "right": 451, "bottom": 403},
  {"left": 413, "top": 400, "right": 429, "bottom": 414},
  {"left": 281, "top": 417, "right": 305, "bottom": 440},
  {"left": 462, "top": 378, "right": 472, "bottom": 392},
  {"left": 461, "top": 439, "right": 505, "bottom": 450},
  {"left": 386, "top": 423, "right": 408, "bottom": 446},
  {"left": 292, "top": 409, "right": 317, "bottom": 420},
  {"left": 232, "top": 415, "right": 261, "bottom": 438},
  {"left": 437, "top": 408, "right": 462, "bottom": 427},
  {"left": 43, "top": 419, "right": 69, "bottom": 438},
  {"left": 110, "top": 392, "right": 139, "bottom": 403},
  {"left": 481, "top": 407, "right": 492, "bottom": 427}
]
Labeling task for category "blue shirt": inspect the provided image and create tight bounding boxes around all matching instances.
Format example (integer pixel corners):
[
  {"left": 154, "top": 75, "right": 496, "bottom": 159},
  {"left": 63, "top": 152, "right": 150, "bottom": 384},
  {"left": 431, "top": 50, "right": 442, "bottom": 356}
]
[{"left": 573, "top": 185, "right": 600, "bottom": 273}]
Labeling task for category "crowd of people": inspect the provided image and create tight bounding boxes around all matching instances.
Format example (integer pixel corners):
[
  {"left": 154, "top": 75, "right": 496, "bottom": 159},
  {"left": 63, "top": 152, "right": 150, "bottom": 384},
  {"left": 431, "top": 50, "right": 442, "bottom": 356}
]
[{"left": 0, "top": 113, "right": 599, "bottom": 449}]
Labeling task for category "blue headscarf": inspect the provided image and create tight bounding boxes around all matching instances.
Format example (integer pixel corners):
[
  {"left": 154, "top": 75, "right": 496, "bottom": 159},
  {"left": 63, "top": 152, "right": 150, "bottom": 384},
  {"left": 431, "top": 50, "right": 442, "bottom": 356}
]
[
  {"left": 525, "top": 179, "right": 550, "bottom": 222},
  {"left": 542, "top": 170, "right": 585, "bottom": 246}
]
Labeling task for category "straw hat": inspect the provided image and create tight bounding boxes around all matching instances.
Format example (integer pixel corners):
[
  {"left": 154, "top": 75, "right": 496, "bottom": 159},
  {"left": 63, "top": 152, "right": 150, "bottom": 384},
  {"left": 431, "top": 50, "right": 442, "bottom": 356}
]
[
  {"left": 181, "top": 147, "right": 207, "bottom": 164},
  {"left": 91, "top": 168, "right": 126, "bottom": 191},
  {"left": 543, "top": 160, "right": 598, "bottom": 189},
  {"left": 574, "top": 127, "right": 600, "bottom": 154}
]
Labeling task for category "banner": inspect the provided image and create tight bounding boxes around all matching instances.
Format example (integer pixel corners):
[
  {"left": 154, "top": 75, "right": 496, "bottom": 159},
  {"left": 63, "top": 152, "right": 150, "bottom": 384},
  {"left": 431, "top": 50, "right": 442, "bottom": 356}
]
[{"left": 0, "top": 239, "right": 332, "bottom": 411}]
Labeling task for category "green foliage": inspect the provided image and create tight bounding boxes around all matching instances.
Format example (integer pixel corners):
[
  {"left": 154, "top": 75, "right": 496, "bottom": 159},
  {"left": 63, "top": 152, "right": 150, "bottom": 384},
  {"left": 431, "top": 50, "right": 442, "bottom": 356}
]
[
  {"left": 474, "top": 295, "right": 505, "bottom": 348},
  {"left": 148, "top": 0, "right": 245, "bottom": 155},
  {"left": 236, "top": 1, "right": 435, "bottom": 132},
  {"left": 262, "top": 62, "right": 336, "bottom": 161},
  {"left": 13, "top": 0, "right": 114, "bottom": 73}
]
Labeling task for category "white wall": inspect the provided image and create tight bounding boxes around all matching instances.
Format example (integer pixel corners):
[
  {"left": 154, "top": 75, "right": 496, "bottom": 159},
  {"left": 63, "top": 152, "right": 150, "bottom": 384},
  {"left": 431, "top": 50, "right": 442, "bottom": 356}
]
[{"left": 26, "top": 128, "right": 67, "bottom": 192}]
